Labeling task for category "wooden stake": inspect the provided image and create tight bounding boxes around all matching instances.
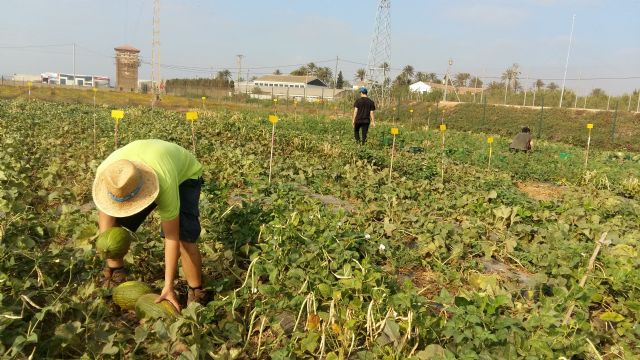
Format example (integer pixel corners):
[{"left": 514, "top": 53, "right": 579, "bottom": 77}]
[
  {"left": 185, "top": 112, "right": 199, "bottom": 154},
  {"left": 111, "top": 110, "right": 124, "bottom": 149},
  {"left": 562, "top": 232, "right": 609, "bottom": 325},
  {"left": 114, "top": 120, "right": 119, "bottom": 149}
]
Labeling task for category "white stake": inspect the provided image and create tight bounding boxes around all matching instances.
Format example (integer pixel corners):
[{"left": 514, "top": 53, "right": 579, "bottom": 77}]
[
  {"left": 585, "top": 124, "right": 593, "bottom": 168},
  {"left": 389, "top": 128, "right": 398, "bottom": 182},
  {"left": 440, "top": 124, "right": 447, "bottom": 183},
  {"left": 559, "top": 14, "right": 576, "bottom": 108},
  {"left": 487, "top": 137, "right": 494, "bottom": 169},
  {"left": 268, "top": 115, "right": 279, "bottom": 185}
]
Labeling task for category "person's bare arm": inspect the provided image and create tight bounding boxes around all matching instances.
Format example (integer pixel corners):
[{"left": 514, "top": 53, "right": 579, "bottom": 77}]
[
  {"left": 157, "top": 217, "right": 181, "bottom": 311},
  {"left": 352, "top": 107, "right": 358, "bottom": 127},
  {"left": 370, "top": 111, "right": 375, "bottom": 127}
]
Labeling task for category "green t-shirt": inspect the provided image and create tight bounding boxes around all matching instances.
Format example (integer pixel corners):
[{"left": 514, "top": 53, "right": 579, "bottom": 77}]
[{"left": 97, "top": 139, "right": 203, "bottom": 220}]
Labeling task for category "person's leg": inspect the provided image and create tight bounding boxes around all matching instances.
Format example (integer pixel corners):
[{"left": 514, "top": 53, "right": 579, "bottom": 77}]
[
  {"left": 175, "top": 178, "right": 205, "bottom": 303},
  {"left": 354, "top": 123, "right": 362, "bottom": 143},
  {"left": 361, "top": 123, "right": 370, "bottom": 144},
  {"left": 179, "top": 241, "right": 202, "bottom": 288}
]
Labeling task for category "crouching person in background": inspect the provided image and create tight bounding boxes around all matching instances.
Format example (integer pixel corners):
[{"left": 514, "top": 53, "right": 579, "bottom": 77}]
[{"left": 509, "top": 126, "right": 533, "bottom": 153}]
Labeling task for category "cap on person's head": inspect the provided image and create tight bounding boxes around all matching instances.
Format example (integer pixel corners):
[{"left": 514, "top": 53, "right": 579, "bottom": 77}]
[
  {"left": 522, "top": 126, "right": 530, "bottom": 133},
  {"left": 359, "top": 87, "right": 368, "bottom": 94}
]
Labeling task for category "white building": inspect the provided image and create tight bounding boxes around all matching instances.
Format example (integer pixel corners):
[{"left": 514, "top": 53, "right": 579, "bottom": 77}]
[
  {"left": 409, "top": 81, "right": 432, "bottom": 93},
  {"left": 41, "top": 72, "right": 110, "bottom": 87},
  {"left": 236, "top": 74, "right": 345, "bottom": 101}
]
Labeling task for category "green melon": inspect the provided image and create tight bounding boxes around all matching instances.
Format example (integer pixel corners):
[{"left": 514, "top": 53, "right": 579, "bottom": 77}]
[
  {"left": 135, "top": 294, "right": 179, "bottom": 319},
  {"left": 96, "top": 227, "right": 133, "bottom": 259},
  {"left": 112, "top": 281, "right": 153, "bottom": 310}
]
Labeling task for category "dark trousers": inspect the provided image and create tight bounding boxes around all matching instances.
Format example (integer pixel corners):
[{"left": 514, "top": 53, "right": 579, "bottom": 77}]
[
  {"left": 116, "top": 177, "right": 204, "bottom": 242},
  {"left": 354, "top": 122, "right": 370, "bottom": 144}
]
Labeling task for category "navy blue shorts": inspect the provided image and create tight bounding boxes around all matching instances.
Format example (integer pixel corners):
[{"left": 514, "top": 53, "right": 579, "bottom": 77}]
[{"left": 116, "top": 177, "right": 203, "bottom": 243}]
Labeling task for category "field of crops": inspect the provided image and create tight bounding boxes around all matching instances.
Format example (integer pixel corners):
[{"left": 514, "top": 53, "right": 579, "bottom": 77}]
[{"left": 1, "top": 98, "right": 639, "bottom": 359}]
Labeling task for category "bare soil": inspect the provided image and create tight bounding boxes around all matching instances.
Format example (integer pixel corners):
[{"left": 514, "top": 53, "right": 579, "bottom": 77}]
[{"left": 516, "top": 181, "right": 565, "bottom": 201}]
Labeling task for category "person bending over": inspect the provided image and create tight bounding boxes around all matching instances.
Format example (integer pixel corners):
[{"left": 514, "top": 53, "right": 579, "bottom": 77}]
[{"left": 93, "top": 139, "right": 205, "bottom": 310}]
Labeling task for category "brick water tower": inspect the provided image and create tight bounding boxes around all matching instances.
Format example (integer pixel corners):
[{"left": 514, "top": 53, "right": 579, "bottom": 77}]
[{"left": 114, "top": 45, "right": 140, "bottom": 92}]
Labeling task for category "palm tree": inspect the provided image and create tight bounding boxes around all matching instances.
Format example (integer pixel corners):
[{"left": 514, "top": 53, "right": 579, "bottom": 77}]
[
  {"left": 501, "top": 64, "right": 520, "bottom": 91},
  {"left": 216, "top": 69, "right": 232, "bottom": 81},
  {"left": 501, "top": 64, "right": 520, "bottom": 103},
  {"left": 355, "top": 68, "right": 366, "bottom": 82},
  {"left": 454, "top": 73, "right": 471, "bottom": 87},
  {"left": 426, "top": 73, "right": 440, "bottom": 83},
  {"left": 534, "top": 79, "right": 545, "bottom": 90},
  {"left": 401, "top": 65, "right": 415, "bottom": 83},
  {"left": 306, "top": 63, "right": 318, "bottom": 75},
  {"left": 315, "top": 67, "right": 333, "bottom": 85},
  {"left": 469, "top": 76, "right": 483, "bottom": 88}
]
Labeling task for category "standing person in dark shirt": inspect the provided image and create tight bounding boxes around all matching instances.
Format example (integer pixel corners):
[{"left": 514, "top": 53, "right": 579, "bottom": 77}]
[{"left": 352, "top": 87, "right": 376, "bottom": 144}]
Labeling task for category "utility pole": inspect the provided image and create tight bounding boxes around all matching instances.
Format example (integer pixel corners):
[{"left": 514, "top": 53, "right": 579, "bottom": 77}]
[
  {"left": 333, "top": 56, "right": 338, "bottom": 101},
  {"left": 72, "top": 43, "right": 76, "bottom": 85},
  {"left": 246, "top": 69, "right": 249, "bottom": 95},
  {"left": 636, "top": 90, "right": 640, "bottom": 113},
  {"left": 444, "top": 58, "right": 453, "bottom": 102},
  {"left": 503, "top": 76, "right": 508, "bottom": 105},
  {"left": 151, "top": 0, "right": 161, "bottom": 106},
  {"left": 236, "top": 54, "right": 244, "bottom": 95},
  {"left": 559, "top": 14, "right": 576, "bottom": 108}
]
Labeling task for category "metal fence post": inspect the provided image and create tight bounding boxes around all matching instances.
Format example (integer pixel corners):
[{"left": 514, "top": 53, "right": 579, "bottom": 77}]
[
  {"left": 537, "top": 95, "right": 544, "bottom": 139},
  {"left": 611, "top": 101, "right": 619, "bottom": 144},
  {"left": 482, "top": 97, "right": 487, "bottom": 126}
]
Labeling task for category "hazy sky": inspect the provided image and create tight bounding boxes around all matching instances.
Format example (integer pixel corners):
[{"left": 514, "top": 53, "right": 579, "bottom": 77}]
[{"left": 1, "top": 0, "right": 638, "bottom": 95}]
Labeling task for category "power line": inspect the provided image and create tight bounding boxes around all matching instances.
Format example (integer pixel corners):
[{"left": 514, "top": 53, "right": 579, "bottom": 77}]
[
  {"left": 3, "top": 43, "right": 638, "bottom": 83},
  {"left": 0, "top": 43, "right": 73, "bottom": 49}
]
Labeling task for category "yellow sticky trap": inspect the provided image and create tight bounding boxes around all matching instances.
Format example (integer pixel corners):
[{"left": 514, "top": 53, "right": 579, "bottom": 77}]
[
  {"left": 186, "top": 111, "right": 198, "bottom": 121},
  {"left": 587, "top": 123, "right": 593, "bottom": 129},
  {"left": 111, "top": 110, "right": 124, "bottom": 120},
  {"left": 273, "top": 98, "right": 278, "bottom": 103},
  {"left": 390, "top": 127, "right": 399, "bottom": 135},
  {"left": 409, "top": 109, "right": 414, "bottom": 113},
  {"left": 440, "top": 124, "right": 447, "bottom": 132},
  {"left": 487, "top": 137, "right": 494, "bottom": 144},
  {"left": 201, "top": 96, "right": 206, "bottom": 100},
  {"left": 27, "top": 81, "right": 33, "bottom": 87},
  {"left": 92, "top": 87, "right": 97, "bottom": 92},
  {"left": 269, "top": 115, "right": 279, "bottom": 124}
]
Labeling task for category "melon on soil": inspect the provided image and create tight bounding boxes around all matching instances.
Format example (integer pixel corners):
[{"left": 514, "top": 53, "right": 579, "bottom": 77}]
[
  {"left": 135, "top": 293, "right": 179, "bottom": 319},
  {"left": 112, "top": 281, "right": 153, "bottom": 310},
  {"left": 96, "top": 227, "right": 133, "bottom": 259}
]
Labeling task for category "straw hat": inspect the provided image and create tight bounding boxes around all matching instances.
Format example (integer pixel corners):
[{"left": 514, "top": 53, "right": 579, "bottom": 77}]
[{"left": 92, "top": 159, "right": 159, "bottom": 217}]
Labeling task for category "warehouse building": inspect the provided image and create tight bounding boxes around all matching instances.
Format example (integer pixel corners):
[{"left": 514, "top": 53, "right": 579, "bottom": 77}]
[{"left": 236, "top": 74, "right": 345, "bottom": 101}]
